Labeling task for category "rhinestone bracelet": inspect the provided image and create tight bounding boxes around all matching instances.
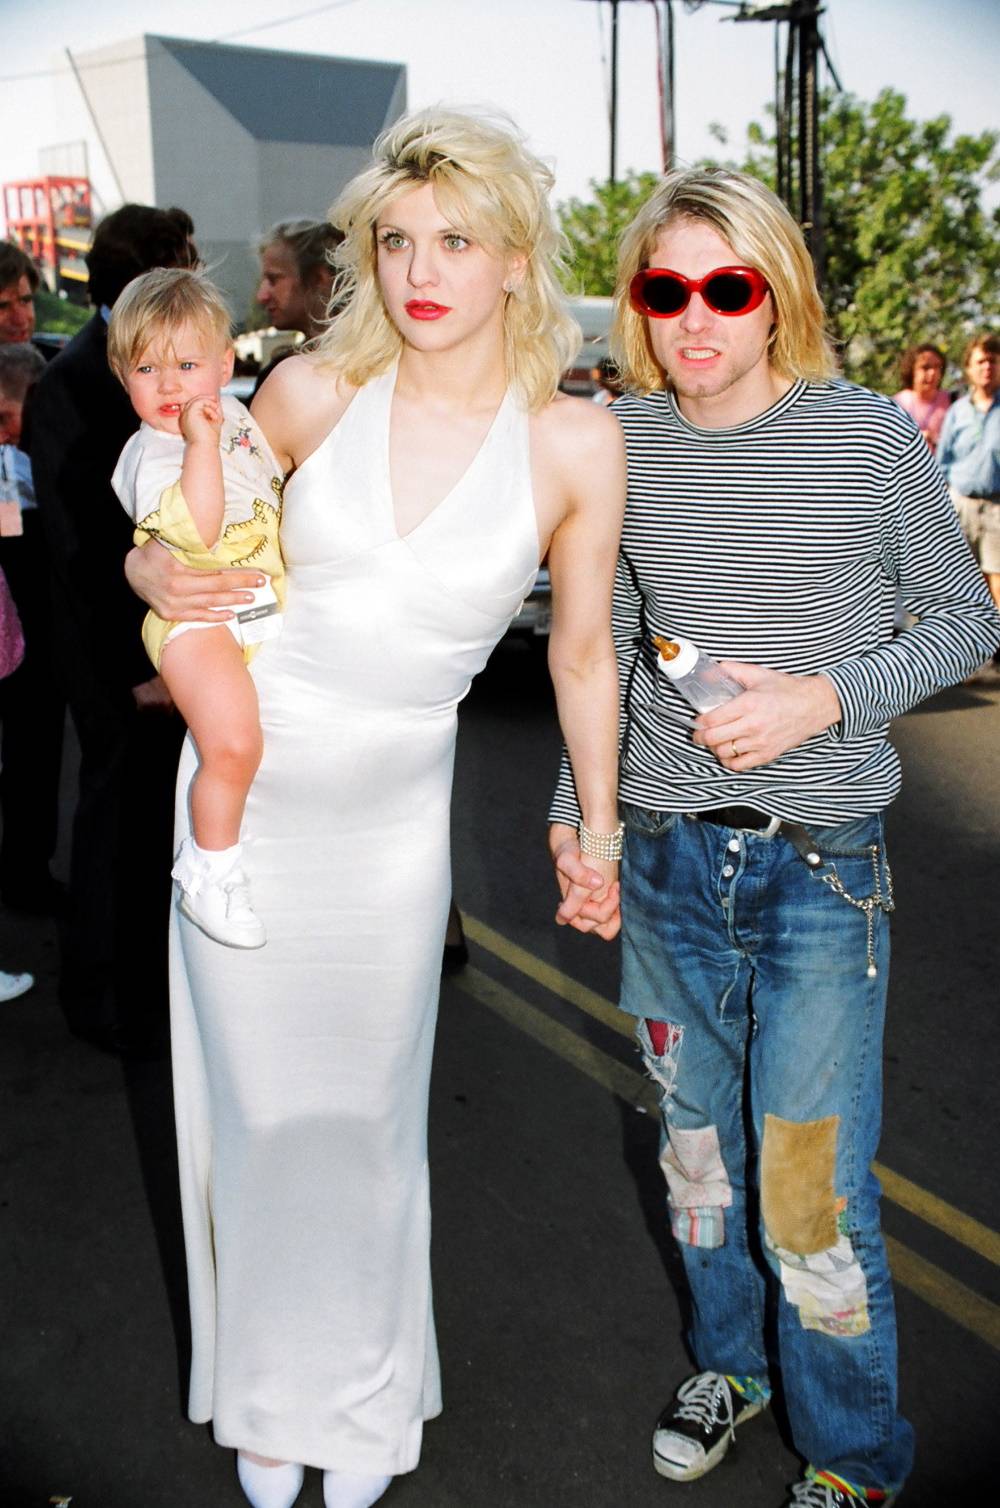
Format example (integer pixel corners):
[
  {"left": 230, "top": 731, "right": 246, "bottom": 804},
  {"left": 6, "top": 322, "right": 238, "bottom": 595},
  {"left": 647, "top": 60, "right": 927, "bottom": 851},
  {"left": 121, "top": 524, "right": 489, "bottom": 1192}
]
[{"left": 578, "top": 820, "right": 625, "bottom": 862}]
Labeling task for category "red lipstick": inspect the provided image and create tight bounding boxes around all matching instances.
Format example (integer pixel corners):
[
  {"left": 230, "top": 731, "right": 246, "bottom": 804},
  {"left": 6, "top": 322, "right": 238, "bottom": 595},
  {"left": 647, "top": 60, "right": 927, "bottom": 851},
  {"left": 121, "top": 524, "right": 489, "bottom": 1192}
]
[{"left": 405, "top": 300, "right": 451, "bottom": 320}]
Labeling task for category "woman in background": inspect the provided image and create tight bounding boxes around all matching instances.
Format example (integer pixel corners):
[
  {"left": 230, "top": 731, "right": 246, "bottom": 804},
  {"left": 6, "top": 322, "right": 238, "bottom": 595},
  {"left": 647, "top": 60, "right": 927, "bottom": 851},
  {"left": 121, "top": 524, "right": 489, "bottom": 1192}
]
[{"left": 893, "top": 342, "right": 951, "bottom": 452}]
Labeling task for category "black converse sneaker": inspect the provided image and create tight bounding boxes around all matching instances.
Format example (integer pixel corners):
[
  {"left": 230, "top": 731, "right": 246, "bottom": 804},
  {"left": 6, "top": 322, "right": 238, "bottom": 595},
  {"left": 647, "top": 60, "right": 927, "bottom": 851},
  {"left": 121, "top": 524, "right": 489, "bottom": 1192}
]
[{"left": 652, "top": 1370, "right": 768, "bottom": 1481}]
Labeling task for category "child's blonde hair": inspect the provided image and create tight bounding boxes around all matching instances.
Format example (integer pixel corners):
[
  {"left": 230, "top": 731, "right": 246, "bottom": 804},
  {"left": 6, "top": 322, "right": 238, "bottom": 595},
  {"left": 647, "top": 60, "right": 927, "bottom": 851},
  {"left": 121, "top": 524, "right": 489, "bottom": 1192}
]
[
  {"left": 107, "top": 267, "right": 233, "bottom": 383},
  {"left": 313, "top": 106, "right": 580, "bottom": 412}
]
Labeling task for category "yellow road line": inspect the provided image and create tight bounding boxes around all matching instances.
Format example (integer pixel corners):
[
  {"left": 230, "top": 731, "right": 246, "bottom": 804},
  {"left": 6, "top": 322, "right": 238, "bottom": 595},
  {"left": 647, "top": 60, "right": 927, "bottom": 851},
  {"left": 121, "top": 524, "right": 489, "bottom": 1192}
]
[
  {"left": 875, "top": 1165, "right": 1000, "bottom": 1268},
  {"left": 454, "top": 962, "right": 1000, "bottom": 1352},
  {"left": 457, "top": 966, "right": 656, "bottom": 1113},
  {"left": 463, "top": 914, "right": 635, "bottom": 1040},
  {"left": 462, "top": 913, "right": 1000, "bottom": 1270},
  {"left": 884, "top": 1237, "right": 1000, "bottom": 1352}
]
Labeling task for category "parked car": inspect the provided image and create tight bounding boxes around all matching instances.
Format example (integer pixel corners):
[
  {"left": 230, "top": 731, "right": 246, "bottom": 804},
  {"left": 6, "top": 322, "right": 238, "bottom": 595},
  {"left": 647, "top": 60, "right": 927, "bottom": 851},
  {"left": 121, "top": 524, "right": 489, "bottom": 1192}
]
[
  {"left": 32, "top": 331, "right": 70, "bottom": 360},
  {"left": 507, "top": 564, "right": 552, "bottom": 641},
  {"left": 223, "top": 375, "right": 257, "bottom": 403}
]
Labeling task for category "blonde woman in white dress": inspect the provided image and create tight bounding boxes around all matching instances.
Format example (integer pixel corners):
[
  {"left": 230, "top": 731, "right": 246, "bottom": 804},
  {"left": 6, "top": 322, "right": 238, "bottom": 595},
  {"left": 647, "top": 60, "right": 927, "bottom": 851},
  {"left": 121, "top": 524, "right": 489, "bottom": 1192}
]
[{"left": 126, "top": 108, "right": 625, "bottom": 1508}]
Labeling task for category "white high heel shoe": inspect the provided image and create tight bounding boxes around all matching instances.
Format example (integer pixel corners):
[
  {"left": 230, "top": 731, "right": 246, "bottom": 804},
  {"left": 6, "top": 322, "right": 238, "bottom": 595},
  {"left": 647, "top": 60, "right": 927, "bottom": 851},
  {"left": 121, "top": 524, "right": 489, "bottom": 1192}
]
[
  {"left": 236, "top": 1453, "right": 305, "bottom": 1508},
  {"left": 322, "top": 1469, "right": 391, "bottom": 1508}
]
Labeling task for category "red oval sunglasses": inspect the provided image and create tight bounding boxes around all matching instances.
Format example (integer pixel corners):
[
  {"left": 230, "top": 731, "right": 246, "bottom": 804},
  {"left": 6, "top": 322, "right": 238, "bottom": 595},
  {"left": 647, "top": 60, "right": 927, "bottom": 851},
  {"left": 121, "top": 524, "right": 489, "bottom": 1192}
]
[{"left": 630, "top": 265, "right": 769, "bottom": 318}]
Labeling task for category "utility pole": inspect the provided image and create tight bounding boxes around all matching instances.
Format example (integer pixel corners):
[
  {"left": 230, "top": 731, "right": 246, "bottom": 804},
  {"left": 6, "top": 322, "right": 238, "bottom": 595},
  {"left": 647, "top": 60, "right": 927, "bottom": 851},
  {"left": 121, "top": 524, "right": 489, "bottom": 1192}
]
[
  {"left": 577, "top": 0, "right": 676, "bottom": 181},
  {"left": 609, "top": 0, "right": 620, "bottom": 182},
  {"left": 659, "top": 1, "right": 676, "bottom": 172}
]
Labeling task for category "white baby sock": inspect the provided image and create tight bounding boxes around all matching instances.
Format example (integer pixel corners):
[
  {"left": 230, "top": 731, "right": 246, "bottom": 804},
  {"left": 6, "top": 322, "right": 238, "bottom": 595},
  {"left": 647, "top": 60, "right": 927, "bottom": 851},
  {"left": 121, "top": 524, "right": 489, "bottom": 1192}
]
[
  {"left": 322, "top": 1470, "right": 392, "bottom": 1508},
  {"left": 192, "top": 839, "right": 243, "bottom": 875}
]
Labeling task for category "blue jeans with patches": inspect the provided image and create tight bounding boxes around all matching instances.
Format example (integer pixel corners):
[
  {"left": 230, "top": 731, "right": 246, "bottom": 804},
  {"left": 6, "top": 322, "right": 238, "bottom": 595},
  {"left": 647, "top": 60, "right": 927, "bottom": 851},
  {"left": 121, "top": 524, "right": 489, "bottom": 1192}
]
[{"left": 620, "top": 805, "right": 913, "bottom": 1493}]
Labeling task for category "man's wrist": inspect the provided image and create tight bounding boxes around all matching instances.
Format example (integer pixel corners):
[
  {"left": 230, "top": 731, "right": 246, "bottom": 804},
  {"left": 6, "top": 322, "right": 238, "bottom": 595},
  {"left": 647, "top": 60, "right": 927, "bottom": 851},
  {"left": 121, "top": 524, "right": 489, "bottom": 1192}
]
[{"left": 813, "top": 672, "right": 842, "bottom": 731}]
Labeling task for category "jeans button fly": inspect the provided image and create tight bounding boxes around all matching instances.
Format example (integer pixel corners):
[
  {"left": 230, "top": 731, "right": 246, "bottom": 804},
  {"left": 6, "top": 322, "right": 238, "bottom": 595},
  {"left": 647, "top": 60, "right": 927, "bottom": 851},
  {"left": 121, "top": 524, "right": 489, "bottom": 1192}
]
[
  {"left": 722, "top": 864, "right": 735, "bottom": 878},
  {"left": 727, "top": 837, "right": 741, "bottom": 852}
]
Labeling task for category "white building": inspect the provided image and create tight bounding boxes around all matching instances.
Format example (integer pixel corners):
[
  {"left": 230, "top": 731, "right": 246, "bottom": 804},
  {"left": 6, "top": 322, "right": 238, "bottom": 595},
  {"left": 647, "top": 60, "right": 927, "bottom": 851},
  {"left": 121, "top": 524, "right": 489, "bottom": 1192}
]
[{"left": 69, "top": 33, "right": 406, "bottom": 318}]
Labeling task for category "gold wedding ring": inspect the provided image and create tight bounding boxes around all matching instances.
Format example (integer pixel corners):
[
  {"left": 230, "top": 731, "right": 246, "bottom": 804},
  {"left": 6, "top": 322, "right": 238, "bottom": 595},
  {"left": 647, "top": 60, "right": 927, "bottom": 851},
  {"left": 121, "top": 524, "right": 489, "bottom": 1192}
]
[{"left": 730, "top": 740, "right": 740, "bottom": 758}]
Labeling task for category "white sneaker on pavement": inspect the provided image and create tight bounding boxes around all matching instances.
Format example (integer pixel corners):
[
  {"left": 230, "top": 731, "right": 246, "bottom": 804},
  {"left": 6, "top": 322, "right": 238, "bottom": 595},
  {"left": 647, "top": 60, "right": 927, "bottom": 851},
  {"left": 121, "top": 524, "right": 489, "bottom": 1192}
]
[{"left": 0, "top": 968, "right": 34, "bottom": 1002}]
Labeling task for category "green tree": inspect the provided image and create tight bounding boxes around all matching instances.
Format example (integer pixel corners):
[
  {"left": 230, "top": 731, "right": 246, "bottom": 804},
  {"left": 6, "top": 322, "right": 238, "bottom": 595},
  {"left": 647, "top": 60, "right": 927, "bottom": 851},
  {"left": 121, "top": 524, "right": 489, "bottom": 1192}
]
[
  {"left": 560, "top": 91, "right": 1000, "bottom": 391},
  {"left": 737, "top": 89, "right": 1000, "bottom": 389},
  {"left": 557, "top": 170, "right": 661, "bottom": 295},
  {"left": 34, "top": 286, "right": 90, "bottom": 337}
]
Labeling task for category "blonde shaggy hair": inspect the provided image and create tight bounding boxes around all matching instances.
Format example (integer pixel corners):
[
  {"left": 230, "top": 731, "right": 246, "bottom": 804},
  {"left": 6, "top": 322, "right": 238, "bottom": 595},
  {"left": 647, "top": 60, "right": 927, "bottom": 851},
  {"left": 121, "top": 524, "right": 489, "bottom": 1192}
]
[
  {"left": 612, "top": 168, "right": 837, "bottom": 393},
  {"left": 107, "top": 267, "right": 232, "bottom": 384},
  {"left": 312, "top": 107, "right": 580, "bottom": 412}
]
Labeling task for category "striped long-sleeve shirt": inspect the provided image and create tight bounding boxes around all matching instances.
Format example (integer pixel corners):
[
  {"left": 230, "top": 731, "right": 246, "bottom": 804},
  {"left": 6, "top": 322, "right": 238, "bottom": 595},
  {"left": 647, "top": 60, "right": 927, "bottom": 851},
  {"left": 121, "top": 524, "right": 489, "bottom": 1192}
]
[{"left": 550, "top": 378, "right": 1000, "bottom": 826}]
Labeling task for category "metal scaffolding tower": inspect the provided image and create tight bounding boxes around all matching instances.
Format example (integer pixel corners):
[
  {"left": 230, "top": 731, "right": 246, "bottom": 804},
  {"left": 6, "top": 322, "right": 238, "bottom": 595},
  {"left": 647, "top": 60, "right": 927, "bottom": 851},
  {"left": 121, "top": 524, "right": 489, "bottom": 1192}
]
[{"left": 730, "top": 1, "right": 841, "bottom": 289}]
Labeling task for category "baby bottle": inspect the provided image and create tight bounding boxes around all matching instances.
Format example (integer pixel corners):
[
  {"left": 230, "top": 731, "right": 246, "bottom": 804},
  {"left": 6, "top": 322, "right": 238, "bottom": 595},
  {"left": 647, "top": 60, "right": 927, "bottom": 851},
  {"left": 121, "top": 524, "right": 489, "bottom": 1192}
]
[{"left": 651, "top": 635, "right": 745, "bottom": 713}]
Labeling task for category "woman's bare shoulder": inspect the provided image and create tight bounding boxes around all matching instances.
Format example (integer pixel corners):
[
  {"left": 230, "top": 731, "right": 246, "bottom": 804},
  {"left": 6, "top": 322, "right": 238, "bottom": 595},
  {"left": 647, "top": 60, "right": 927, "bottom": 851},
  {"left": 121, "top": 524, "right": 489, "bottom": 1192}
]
[
  {"left": 252, "top": 353, "right": 356, "bottom": 414},
  {"left": 530, "top": 389, "right": 624, "bottom": 465},
  {"left": 251, "top": 355, "right": 357, "bottom": 470}
]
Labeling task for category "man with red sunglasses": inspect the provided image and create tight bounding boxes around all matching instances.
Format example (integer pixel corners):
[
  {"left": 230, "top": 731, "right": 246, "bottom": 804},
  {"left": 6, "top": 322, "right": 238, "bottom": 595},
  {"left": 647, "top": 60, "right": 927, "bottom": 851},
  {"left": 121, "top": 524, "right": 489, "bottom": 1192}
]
[{"left": 549, "top": 169, "right": 1000, "bottom": 1508}]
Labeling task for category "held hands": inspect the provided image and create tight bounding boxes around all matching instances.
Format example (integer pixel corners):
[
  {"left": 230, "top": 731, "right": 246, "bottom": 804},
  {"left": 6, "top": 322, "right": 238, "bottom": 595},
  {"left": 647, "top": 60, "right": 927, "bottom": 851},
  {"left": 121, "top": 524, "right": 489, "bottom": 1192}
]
[
  {"left": 692, "top": 662, "right": 842, "bottom": 770},
  {"left": 179, "top": 393, "right": 224, "bottom": 445},
  {"left": 549, "top": 822, "right": 621, "bottom": 941}
]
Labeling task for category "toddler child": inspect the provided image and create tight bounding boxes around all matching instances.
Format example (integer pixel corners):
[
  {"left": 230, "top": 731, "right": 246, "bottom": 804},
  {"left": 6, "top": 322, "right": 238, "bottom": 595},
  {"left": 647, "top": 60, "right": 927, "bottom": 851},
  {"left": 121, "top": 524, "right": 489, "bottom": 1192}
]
[{"left": 109, "top": 267, "right": 284, "bottom": 948}]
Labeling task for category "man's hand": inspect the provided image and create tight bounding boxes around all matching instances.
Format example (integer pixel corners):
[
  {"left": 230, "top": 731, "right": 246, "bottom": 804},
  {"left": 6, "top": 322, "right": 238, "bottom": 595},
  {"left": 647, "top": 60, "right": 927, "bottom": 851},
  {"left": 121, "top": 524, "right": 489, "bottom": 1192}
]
[
  {"left": 692, "top": 662, "right": 841, "bottom": 770},
  {"left": 125, "top": 538, "right": 265, "bottom": 623},
  {"left": 549, "top": 822, "right": 621, "bottom": 940},
  {"left": 132, "top": 674, "right": 174, "bottom": 713},
  {"left": 179, "top": 394, "right": 224, "bottom": 445}
]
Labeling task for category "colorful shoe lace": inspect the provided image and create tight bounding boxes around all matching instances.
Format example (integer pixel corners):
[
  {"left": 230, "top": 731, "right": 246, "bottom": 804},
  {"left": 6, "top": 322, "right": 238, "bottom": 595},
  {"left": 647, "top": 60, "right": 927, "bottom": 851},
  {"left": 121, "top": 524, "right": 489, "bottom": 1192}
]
[{"left": 786, "top": 1466, "right": 897, "bottom": 1507}]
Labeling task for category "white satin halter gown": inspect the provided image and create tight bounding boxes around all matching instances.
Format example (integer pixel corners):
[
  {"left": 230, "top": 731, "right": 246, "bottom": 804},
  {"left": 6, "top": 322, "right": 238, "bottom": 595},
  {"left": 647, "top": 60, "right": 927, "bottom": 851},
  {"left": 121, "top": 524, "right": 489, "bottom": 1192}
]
[{"left": 168, "top": 362, "right": 541, "bottom": 1472}]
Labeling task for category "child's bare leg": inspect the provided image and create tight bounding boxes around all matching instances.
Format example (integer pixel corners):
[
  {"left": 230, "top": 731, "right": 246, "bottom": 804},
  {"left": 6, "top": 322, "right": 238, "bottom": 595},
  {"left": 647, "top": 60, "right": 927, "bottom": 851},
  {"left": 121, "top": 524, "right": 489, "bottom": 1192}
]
[{"left": 160, "top": 627, "right": 263, "bottom": 850}]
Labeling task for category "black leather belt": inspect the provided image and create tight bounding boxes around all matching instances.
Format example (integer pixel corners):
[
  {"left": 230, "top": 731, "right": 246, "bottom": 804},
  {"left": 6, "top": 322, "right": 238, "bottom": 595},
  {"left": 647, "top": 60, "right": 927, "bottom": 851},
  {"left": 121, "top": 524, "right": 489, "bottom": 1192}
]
[
  {"left": 690, "top": 805, "right": 776, "bottom": 832},
  {"left": 689, "top": 807, "right": 824, "bottom": 867}
]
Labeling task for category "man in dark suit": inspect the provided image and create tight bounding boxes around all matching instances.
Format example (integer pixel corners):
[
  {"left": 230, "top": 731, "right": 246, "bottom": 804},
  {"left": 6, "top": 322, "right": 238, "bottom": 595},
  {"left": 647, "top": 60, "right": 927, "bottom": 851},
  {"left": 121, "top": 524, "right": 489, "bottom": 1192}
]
[{"left": 27, "top": 205, "right": 197, "bottom": 1054}]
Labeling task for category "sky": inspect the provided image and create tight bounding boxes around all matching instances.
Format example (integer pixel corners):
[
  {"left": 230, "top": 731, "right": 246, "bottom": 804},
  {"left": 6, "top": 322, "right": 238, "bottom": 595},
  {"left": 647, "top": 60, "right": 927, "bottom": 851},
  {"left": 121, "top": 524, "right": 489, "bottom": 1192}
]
[{"left": 1, "top": 0, "right": 998, "bottom": 224}]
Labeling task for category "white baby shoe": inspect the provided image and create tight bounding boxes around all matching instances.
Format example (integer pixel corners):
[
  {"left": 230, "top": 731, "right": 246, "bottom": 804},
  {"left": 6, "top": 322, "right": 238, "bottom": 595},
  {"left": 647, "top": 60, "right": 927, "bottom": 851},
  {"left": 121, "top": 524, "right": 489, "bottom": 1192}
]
[
  {"left": 0, "top": 968, "right": 34, "bottom": 1002},
  {"left": 236, "top": 1454, "right": 304, "bottom": 1508},
  {"left": 172, "top": 839, "right": 266, "bottom": 949},
  {"left": 322, "top": 1470, "right": 392, "bottom": 1508}
]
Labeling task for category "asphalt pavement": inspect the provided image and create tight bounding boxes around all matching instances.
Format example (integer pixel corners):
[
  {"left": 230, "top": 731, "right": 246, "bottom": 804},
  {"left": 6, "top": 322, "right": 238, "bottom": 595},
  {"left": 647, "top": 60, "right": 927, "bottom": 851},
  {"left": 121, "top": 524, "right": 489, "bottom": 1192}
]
[{"left": 1, "top": 645, "right": 998, "bottom": 1508}]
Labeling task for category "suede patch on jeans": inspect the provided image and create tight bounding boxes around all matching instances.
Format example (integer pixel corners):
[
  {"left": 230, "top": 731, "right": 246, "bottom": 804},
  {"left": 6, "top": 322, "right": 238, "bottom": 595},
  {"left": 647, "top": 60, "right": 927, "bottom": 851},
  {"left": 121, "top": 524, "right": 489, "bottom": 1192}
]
[{"left": 761, "top": 1112, "right": 838, "bottom": 1255}]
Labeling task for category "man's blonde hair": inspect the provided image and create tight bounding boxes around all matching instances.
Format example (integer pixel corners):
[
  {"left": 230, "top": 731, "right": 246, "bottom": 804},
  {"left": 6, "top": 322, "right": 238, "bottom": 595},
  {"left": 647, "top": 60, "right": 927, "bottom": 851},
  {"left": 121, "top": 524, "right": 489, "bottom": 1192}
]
[
  {"left": 107, "top": 267, "right": 232, "bottom": 383},
  {"left": 612, "top": 168, "right": 837, "bottom": 393},
  {"left": 312, "top": 107, "right": 580, "bottom": 412}
]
